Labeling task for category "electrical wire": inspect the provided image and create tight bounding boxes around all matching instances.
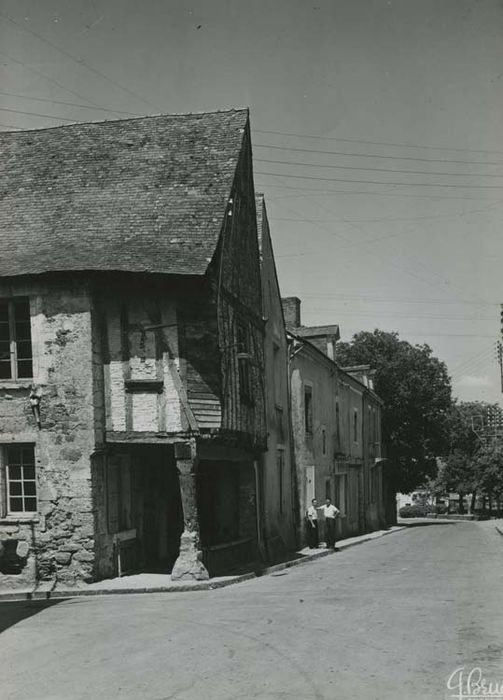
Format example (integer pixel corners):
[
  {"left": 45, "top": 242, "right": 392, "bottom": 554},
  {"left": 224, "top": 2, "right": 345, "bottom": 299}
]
[
  {"left": 0, "top": 11, "right": 161, "bottom": 112},
  {"left": 0, "top": 90, "right": 142, "bottom": 117},
  {"left": 255, "top": 157, "right": 503, "bottom": 179},
  {"left": 254, "top": 128, "right": 503, "bottom": 157},
  {"left": 256, "top": 170, "right": 503, "bottom": 190},
  {"left": 254, "top": 142, "right": 503, "bottom": 167}
]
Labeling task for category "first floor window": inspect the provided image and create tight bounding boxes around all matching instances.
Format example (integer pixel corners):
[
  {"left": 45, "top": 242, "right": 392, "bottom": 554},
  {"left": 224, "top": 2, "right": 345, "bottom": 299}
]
[
  {"left": 0, "top": 297, "right": 33, "bottom": 380},
  {"left": 4, "top": 445, "right": 37, "bottom": 514}
]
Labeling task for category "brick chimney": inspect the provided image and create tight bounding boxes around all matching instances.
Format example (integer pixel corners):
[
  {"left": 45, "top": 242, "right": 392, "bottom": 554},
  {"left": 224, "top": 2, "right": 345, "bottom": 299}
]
[{"left": 282, "top": 296, "right": 301, "bottom": 328}]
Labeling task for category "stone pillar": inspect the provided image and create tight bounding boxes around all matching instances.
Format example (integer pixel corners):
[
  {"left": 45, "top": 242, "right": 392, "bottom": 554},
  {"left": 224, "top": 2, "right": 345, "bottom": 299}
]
[{"left": 171, "top": 439, "right": 209, "bottom": 581}]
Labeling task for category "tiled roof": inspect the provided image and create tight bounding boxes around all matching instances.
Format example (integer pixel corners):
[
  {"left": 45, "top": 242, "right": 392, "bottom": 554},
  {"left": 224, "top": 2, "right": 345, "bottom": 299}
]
[{"left": 0, "top": 108, "right": 248, "bottom": 277}]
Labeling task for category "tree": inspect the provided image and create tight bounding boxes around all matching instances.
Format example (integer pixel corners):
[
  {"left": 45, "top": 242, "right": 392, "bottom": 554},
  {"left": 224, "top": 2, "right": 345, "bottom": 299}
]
[
  {"left": 474, "top": 444, "right": 503, "bottom": 513},
  {"left": 433, "top": 401, "right": 503, "bottom": 513},
  {"left": 336, "top": 329, "right": 452, "bottom": 493}
]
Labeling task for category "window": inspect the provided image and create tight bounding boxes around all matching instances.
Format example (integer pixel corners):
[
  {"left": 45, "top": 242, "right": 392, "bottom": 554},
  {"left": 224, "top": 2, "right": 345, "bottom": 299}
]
[
  {"left": 0, "top": 298, "right": 33, "bottom": 380},
  {"left": 353, "top": 409, "right": 358, "bottom": 443},
  {"left": 304, "top": 385, "right": 313, "bottom": 436},
  {"left": 4, "top": 445, "right": 37, "bottom": 514},
  {"left": 325, "top": 478, "right": 331, "bottom": 501},
  {"left": 236, "top": 319, "right": 252, "bottom": 404},
  {"left": 335, "top": 402, "right": 340, "bottom": 447},
  {"left": 334, "top": 473, "right": 347, "bottom": 516},
  {"left": 277, "top": 449, "right": 284, "bottom": 514},
  {"left": 322, "top": 428, "right": 326, "bottom": 455}
]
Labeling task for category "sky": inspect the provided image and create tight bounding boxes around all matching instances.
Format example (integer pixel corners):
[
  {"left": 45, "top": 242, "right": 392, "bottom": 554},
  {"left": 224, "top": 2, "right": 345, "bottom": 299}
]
[{"left": 1, "top": 0, "right": 503, "bottom": 405}]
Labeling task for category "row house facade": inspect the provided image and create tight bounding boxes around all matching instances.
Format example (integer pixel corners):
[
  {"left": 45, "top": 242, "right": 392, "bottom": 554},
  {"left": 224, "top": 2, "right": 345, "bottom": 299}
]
[
  {"left": 282, "top": 297, "right": 386, "bottom": 544},
  {"left": 0, "top": 109, "right": 273, "bottom": 589}
]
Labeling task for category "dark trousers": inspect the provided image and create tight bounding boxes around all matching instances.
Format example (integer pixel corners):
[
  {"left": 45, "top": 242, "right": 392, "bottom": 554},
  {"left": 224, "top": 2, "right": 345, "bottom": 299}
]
[
  {"left": 307, "top": 520, "right": 319, "bottom": 548},
  {"left": 325, "top": 518, "right": 336, "bottom": 548}
]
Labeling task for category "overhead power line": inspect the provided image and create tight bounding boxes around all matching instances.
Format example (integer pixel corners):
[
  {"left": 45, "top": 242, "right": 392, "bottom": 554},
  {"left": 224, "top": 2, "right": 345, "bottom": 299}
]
[
  {"left": 269, "top": 197, "right": 503, "bottom": 224},
  {"left": 257, "top": 182, "right": 499, "bottom": 201},
  {"left": 0, "top": 90, "right": 141, "bottom": 117},
  {"left": 254, "top": 128, "right": 503, "bottom": 157},
  {"left": 256, "top": 170, "right": 503, "bottom": 189},
  {"left": 0, "top": 48, "right": 110, "bottom": 112},
  {"left": 0, "top": 106, "right": 79, "bottom": 122},
  {"left": 300, "top": 293, "right": 497, "bottom": 307},
  {"left": 255, "top": 157, "right": 503, "bottom": 179},
  {"left": 254, "top": 142, "right": 503, "bottom": 167},
  {"left": 0, "top": 11, "right": 160, "bottom": 112}
]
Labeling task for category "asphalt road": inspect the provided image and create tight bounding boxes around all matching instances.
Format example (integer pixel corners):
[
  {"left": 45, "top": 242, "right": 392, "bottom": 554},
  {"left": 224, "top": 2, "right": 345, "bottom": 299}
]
[{"left": 1, "top": 521, "right": 503, "bottom": 700}]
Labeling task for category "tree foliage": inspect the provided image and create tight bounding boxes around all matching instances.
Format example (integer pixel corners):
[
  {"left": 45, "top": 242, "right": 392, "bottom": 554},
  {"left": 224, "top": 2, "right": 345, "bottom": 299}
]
[
  {"left": 336, "top": 329, "right": 452, "bottom": 492},
  {"left": 434, "top": 402, "right": 503, "bottom": 510}
]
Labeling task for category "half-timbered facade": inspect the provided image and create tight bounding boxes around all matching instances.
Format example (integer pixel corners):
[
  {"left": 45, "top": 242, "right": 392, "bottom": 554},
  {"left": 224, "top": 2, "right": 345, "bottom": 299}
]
[{"left": 0, "top": 109, "right": 266, "bottom": 589}]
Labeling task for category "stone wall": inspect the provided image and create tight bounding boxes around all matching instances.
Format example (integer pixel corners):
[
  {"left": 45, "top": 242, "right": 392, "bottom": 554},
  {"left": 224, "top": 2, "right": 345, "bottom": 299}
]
[{"left": 0, "top": 276, "right": 99, "bottom": 590}]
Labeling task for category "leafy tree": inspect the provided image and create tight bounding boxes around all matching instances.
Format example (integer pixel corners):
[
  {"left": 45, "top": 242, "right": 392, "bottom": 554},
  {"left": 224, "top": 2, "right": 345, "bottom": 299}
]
[
  {"left": 434, "top": 401, "right": 503, "bottom": 513},
  {"left": 474, "top": 444, "right": 503, "bottom": 511},
  {"left": 336, "top": 329, "right": 452, "bottom": 493}
]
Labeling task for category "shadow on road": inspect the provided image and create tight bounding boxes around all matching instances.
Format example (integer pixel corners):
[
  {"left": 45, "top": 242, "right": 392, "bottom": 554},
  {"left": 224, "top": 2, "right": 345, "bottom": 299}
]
[{"left": 0, "top": 599, "right": 64, "bottom": 635}]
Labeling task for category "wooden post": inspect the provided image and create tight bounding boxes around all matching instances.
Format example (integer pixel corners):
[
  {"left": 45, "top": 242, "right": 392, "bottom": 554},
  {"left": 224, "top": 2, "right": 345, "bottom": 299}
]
[{"left": 171, "top": 439, "right": 209, "bottom": 581}]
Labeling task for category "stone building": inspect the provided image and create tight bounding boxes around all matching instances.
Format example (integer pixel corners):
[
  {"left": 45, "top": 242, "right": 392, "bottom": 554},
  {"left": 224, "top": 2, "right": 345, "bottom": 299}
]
[
  {"left": 255, "top": 195, "right": 297, "bottom": 561},
  {"left": 282, "top": 297, "right": 386, "bottom": 545},
  {"left": 0, "top": 108, "right": 267, "bottom": 590}
]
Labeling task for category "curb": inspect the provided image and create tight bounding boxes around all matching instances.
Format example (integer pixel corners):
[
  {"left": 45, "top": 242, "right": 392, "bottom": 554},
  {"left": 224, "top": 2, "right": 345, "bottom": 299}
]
[{"left": 0, "top": 527, "right": 406, "bottom": 602}]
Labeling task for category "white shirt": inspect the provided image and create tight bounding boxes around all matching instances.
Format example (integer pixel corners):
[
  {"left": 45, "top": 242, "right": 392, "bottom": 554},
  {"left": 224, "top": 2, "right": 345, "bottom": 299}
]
[
  {"left": 321, "top": 504, "right": 339, "bottom": 519},
  {"left": 307, "top": 505, "right": 318, "bottom": 520}
]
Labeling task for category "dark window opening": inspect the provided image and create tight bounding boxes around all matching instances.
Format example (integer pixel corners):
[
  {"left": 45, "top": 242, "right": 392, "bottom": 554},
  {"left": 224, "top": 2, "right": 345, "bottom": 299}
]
[{"left": 304, "top": 385, "right": 313, "bottom": 436}]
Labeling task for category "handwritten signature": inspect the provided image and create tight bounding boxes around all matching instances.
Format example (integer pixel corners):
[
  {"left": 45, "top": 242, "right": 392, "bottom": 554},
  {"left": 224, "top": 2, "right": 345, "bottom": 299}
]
[{"left": 447, "top": 667, "right": 503, "bottom": 699}]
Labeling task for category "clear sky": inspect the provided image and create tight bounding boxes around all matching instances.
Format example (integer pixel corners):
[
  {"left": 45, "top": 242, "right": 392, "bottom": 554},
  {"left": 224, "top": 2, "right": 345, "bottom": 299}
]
[{"left": 1, "top": 0, "right": 503, "bottom": 404}]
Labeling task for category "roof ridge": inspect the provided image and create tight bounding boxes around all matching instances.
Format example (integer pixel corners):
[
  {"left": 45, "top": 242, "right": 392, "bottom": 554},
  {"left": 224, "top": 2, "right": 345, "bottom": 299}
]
[{"left": 0, "top": 106, "right": 249, "bottom": 136}]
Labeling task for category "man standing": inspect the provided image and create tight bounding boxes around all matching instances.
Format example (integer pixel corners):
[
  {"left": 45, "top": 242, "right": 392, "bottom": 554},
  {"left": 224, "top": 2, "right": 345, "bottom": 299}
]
[
  {"left": 321, "top": 498, "right": 340, "bottom": 549},
  {"left": 306, "top": 498, "right": 319, "bottom": 549}
]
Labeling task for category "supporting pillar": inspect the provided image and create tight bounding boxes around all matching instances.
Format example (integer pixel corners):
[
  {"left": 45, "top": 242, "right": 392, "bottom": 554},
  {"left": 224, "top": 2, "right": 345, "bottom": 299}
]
[{"left": 171, "top": 439, "right": 209, "bottom": 581}]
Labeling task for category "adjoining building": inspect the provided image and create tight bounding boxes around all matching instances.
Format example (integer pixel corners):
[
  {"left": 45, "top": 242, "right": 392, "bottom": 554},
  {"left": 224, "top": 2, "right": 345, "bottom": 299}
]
[
  {"left": 256, "top": 195, "right": 297, "bottom": 561},
  {"left": 282, "top": 297, "right": 386, "bottom": 545},
  {"left": 0, "top": 109, "right": 268, "bottom": 589}
]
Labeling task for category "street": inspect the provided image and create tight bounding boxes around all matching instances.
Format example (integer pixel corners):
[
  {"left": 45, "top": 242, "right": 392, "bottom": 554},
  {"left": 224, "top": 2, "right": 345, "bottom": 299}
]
[{"left": 1, "top": 521, "right": 503, "bottom": 700}]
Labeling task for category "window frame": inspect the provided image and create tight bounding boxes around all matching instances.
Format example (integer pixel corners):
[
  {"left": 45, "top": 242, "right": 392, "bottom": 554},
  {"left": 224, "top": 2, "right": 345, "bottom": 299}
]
[
  {"left": 1, "top": 444, "right": 37, "bottom": 517},
  {"left": 0, "top": 297, "right": 33, "bottom": 381}
]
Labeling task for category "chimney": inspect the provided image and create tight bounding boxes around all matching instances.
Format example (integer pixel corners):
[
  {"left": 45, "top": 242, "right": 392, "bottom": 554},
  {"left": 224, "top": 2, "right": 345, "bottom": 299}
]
[{"left": 282, "top": 296, "right": 301, "bottom": 328}]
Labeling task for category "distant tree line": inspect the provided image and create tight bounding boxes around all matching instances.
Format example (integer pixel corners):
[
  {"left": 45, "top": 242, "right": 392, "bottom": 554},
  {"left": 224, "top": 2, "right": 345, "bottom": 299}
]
[{"left": 336, "top": 330, "right": 503, "bottom": 513}]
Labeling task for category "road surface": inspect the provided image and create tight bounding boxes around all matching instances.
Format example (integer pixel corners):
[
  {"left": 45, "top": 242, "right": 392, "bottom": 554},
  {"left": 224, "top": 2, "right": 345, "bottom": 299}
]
[{"left": 1, "top": 520, "right": 503, "bottom": 700}]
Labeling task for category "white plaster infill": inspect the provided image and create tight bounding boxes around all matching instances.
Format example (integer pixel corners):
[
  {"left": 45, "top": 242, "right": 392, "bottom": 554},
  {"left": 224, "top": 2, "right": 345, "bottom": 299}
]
[{"left": 0, "top": 526, "right": 406, "bottom": 601}]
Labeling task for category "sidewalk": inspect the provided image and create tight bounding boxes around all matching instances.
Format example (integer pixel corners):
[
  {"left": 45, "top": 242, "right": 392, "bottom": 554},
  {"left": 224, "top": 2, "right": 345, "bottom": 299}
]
[{"left": 0, "top": 526, "right": 405, "bottom": 602}]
